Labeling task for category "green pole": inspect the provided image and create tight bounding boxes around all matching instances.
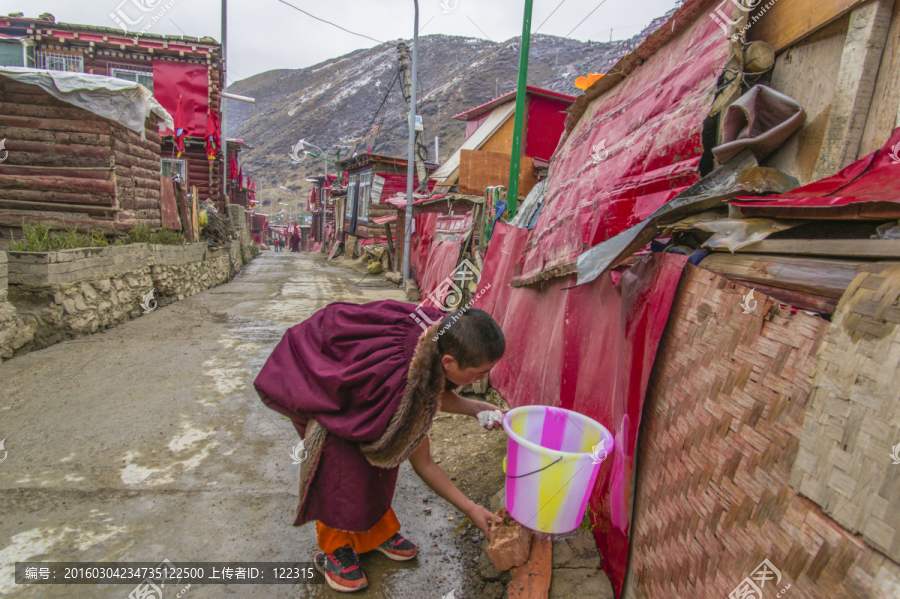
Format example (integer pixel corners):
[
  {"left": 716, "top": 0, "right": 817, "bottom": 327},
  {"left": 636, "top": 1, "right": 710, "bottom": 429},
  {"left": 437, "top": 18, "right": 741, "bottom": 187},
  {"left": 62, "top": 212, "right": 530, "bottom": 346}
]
[{"left": 506, "top": 0, "right": 533, "bottom": 218}]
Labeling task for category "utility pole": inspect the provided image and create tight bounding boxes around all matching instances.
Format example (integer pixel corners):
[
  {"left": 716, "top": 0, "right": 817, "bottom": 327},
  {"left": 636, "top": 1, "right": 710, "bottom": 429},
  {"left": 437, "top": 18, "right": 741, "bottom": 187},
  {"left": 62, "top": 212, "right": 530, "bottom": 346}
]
[
  {"left": 609, "top": 28, "right": 612, "bottom": 43},
  {"left": 397, "top": 40, "right": 426, "bottom": 185},
  {"left": 220, "top": 0, "right": 227, "bottom": 207},
  {"left": 401, "top": 1, "right": 419, "bottom": 286},
  {"left": 506, "top": 0, "right": 533, "bottom": 217}
]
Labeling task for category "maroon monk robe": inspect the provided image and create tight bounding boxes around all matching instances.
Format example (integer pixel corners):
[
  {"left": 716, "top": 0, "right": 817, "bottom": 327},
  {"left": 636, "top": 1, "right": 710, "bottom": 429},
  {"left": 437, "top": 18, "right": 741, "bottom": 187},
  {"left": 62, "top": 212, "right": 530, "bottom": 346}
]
[{"left": 254, "top": 300, "right": 447, "bottom": 532}]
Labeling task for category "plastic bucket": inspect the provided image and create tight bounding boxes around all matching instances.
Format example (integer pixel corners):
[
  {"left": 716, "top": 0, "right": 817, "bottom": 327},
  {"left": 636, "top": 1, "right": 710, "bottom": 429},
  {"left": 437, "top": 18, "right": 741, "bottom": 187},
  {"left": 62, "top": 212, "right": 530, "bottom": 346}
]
[{"left": 502, "top": 405, "right": 614, "bottom": 534}]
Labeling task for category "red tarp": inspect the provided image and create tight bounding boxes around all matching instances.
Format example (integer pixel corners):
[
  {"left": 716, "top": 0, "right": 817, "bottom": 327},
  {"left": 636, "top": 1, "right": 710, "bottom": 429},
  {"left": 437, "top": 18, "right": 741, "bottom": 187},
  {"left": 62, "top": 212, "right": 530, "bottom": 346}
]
[
  {"left": 729, "top": 127, "right": 900, "bottom": 212},
  {"left": 153, "top": 61, "right": 209, "bottom": 138},
  {"left": 476, "top": 223, "right": 687, "bottom": 596},
  {"left": 514, "top": 5, "right": 726, "bottom": 285},
  {"left": 418, "top": 241, "right": 463, "bottom": 309}
]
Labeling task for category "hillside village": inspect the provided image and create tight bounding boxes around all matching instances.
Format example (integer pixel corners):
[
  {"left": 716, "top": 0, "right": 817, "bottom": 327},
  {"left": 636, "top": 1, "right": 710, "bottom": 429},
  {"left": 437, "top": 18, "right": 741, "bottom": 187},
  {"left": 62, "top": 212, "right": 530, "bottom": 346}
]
[{"left": 2, "top": 1, "right": 900, "bottom": 598}]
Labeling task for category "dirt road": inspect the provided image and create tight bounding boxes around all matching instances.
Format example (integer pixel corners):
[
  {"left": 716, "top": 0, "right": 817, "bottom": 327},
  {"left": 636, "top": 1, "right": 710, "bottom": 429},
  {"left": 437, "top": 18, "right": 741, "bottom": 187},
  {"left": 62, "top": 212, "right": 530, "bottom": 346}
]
[{"left": 0, "top": 251, "right": 502, "bottom": 598}]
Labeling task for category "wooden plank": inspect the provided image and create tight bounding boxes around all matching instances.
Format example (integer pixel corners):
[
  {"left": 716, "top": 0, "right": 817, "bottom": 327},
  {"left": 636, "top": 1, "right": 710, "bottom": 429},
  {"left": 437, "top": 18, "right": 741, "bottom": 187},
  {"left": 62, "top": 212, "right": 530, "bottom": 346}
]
[
  {"left": 384, "top": 222, "right": 395, "bottom": 271},
  {"left": 724, "top": 238, "right": 900, "bottom": 258},
  {"left": 4, "top": 139, "right": 112, "bottom": 158},
  {"left": 191, "top": 185, "right": 199, "bottom": 242},
  {"left": 0, "top": 165, "right": 113, "bottom": 180},
  {"left": 859, "top": 0, "right": 900, "bottom": 156},
  {"left": 0, "top": 188, "right": 114, "bottom": 205},
  {"left": 0, "top": 114, "right": 108, "bottom": 131},
  {"left": 748, "top": 0, "right": 866, "bottom": 51},
  {"left": 753, "top": 18, "right": 850, "bottom": 186},
  {"left": 813, "top": 0, "right": 895, "bottom": 179},
  {"left": 0, "top": 200, "right": 116, "bottom": 215},
  {"left": 1, "top": 127, "right": 110, "bottom": 147},
  {"left": 698, "top": 253, "right": 872, "bottom": 298},
  {"left": 0, "top": 173, "right": 115, "bottom": 195},
  {"left": 174, "top": 181, "right": 192, "bottom": 241}
]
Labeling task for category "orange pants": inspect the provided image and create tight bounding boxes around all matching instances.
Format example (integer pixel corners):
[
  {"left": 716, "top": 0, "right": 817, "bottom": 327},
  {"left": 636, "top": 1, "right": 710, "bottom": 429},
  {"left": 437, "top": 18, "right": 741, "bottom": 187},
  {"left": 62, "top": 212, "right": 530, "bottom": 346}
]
[{"left": 316, "top": 508, "right": 401, "bottom": 554}]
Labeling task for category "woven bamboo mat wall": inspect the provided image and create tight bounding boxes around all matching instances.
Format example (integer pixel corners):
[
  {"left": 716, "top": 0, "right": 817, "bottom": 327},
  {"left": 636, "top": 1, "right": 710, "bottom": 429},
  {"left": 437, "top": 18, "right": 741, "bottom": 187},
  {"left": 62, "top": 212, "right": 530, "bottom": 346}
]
[
  {"left": 791, "top": 263, "right": 900, "bottom": 562},
  {"left": 622, "top": 265, "right": 900, "bottom": 599}
]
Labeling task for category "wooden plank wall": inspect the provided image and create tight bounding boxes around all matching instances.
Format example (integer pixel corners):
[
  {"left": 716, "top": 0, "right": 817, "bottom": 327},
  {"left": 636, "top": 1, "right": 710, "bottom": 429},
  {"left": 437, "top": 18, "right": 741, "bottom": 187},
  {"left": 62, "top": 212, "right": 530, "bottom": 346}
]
[
  {"left": 0, "top": 75, "right": 162, "bottom": 233},
  {"left": 458, "top": 149, "right": 537, "bottom": 198},
  {"left": 751, "top": 0, "right": 900, "bottom": 183}
]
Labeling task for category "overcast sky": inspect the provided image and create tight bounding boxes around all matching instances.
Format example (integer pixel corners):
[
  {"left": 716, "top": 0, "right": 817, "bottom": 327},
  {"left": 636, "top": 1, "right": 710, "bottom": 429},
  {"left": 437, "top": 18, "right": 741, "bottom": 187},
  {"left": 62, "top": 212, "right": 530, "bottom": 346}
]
[{"left": 1, "top": 0, "right": 680, "bottom": 83}]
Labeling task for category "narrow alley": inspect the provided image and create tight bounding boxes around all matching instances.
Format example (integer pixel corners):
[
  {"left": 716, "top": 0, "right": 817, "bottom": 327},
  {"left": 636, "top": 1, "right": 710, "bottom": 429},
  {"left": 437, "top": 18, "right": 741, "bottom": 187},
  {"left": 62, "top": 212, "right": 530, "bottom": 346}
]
[{"left": 0, "top": 253, "right": 474, "bottom": 598}]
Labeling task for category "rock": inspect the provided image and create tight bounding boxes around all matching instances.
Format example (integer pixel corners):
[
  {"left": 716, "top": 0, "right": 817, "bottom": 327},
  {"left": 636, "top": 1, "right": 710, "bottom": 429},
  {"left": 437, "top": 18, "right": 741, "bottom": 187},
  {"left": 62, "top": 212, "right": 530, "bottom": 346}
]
[
  {"left": 551, "top": 530, "right": 601, "bottom": 570},
  {"left": 508, "top": 533, "right": 552, "bottom": 599},
  {"left": 74, "top": 296, "right": 87, "bottom": 311},
  {"left": 477, "top": 551, "right": 501, "bottom": 581},
  {"left": 81, "top": 282, "right": 97, "bottom": 299},
  {"left": 486, "top": 508, "right": 533, "bottom": 572},
  {"left": 405, "top": 279, "right": 420, "bottom": 302},
  {"left": 482, "top": 581, "right": 506, "bottom": 599},
  {"left": 62, "top": 299, "right": 76, "bottom": 315},
  {"left": 549, "top": 568, "right": 614, "bottom": 599},
  {"left": 490, "top": 485, "right": 506, "bottom": 513}
]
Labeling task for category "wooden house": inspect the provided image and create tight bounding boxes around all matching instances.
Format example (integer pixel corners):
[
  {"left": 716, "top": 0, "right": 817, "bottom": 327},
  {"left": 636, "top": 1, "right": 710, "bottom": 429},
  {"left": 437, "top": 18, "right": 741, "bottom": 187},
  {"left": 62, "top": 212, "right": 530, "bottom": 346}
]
[
  {"left": 431, "top": 86, "right": 575, "bottom": 198},
  {"left": 0, "top": 68, "right": 170, "bottom": 239},
  {"left": 0, "top": 13, "right": 227, "bottom": 210},
  {"left": 333, "top": 153, "right": 437, "bottom": 241}
]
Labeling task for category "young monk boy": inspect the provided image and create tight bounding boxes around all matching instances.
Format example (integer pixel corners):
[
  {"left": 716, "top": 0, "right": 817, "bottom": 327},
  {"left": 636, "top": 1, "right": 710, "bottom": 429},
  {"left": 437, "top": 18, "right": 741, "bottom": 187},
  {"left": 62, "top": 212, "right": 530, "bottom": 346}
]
[{"left": 254, "top": 299, "right": 506, "bottom": 593}]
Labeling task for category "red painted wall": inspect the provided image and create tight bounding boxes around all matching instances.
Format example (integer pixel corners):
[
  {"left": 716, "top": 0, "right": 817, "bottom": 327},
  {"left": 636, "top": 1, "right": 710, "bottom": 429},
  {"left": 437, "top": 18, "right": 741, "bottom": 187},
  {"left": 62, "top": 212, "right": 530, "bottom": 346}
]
[{"left": 524, "top": 94, "right": 571, "bottom": 161}]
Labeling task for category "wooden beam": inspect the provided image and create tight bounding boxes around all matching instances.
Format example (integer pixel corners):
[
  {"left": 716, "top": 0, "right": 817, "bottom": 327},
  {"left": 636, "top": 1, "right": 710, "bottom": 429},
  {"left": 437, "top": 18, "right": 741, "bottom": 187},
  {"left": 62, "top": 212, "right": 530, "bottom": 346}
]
[
  {"left": 698, "top": 253, "right": 875, "bottom": 298},
  {"left": 813, "top": 0, "right": 895, "bottom": 179},
  {"left": 720, "top": 238, "right": 900, "bottom": 258}
]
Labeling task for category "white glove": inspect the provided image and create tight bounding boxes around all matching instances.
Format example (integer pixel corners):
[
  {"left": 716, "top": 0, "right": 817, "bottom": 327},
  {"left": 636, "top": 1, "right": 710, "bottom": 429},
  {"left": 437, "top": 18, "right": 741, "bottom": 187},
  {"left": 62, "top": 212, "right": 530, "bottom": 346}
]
[{"left": 476, "top": 410, "right": 504, "bottom": 430}]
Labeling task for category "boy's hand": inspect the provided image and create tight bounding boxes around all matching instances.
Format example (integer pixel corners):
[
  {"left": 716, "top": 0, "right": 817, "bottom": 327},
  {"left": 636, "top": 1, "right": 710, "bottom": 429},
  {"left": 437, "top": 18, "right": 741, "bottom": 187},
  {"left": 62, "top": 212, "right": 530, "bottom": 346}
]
[{"left": 467, "top": 503, "right": 503, "bottom": 538}]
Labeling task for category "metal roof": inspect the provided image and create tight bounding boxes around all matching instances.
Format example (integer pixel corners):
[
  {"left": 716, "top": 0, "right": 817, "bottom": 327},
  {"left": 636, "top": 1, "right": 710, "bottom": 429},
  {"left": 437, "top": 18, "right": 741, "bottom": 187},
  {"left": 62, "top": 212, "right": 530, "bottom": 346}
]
[{"left": 451, "top": 86, "right": 576, "bottom": 122}]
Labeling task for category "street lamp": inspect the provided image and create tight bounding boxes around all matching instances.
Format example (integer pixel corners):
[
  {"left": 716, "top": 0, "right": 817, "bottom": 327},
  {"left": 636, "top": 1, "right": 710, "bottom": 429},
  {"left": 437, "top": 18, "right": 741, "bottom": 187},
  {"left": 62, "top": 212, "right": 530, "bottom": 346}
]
[
  {"left": 278, "top": 202, "right": 293, "bottom": 227},
  {"left": 296, "top": 140, "right": 350, "bottom": 252}
]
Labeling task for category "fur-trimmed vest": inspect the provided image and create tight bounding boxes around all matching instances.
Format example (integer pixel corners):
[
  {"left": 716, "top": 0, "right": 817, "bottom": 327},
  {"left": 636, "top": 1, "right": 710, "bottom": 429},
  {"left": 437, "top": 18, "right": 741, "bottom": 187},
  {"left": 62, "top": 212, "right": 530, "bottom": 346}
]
[{"left": 295, "top": 322, "right": 448, "bottom": 527}]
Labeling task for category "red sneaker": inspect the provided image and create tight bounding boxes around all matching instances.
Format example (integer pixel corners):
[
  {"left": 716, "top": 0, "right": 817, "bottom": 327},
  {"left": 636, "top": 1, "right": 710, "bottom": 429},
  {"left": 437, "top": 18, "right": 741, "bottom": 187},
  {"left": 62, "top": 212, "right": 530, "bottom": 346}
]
[
  {"left": 374, "top": 532, "right": 419, "bottom": 561},
  {"left": 314, "top": 545, "right": 368, "bottom": 592}
]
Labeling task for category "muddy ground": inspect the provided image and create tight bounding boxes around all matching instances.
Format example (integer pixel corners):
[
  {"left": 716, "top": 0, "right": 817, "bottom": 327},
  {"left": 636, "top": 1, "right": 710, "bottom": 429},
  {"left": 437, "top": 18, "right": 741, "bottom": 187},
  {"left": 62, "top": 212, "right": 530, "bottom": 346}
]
[{"left": 0, "top": 250, "right": 509, "bottom": 599}]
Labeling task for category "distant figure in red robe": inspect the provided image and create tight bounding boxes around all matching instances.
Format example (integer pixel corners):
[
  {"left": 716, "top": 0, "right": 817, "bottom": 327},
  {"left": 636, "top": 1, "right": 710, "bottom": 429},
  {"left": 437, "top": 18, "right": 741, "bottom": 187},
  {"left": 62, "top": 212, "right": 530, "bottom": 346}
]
[
  {"left": 290, "top": 231, "right": 300, "bottom": 252},
  {"left": 255, "top": 301, "right": 506, "bottom": 593}
]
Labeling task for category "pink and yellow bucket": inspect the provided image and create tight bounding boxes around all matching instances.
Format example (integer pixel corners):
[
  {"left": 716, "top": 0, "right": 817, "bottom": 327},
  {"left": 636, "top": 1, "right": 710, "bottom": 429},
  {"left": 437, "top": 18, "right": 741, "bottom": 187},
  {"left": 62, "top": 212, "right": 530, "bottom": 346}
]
[{"left": 502, "top": 405, "right": 614, "bottom": 534}]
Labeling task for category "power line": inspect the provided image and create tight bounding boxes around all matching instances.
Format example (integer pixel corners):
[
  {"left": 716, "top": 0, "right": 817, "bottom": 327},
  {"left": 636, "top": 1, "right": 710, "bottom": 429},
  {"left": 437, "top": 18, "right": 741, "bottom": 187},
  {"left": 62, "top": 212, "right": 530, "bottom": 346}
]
[
  {"left": 566, "top": 0, "right": 610, "bottom": 37},
  {"left": 534, "top": 0, "right": 568, "bottom": 34},
  {"left": 273, "top": 0, "right": 384, "bottom": 45},
  {"left": 466, "top": 14, "right": 493, "bottom": 42}
]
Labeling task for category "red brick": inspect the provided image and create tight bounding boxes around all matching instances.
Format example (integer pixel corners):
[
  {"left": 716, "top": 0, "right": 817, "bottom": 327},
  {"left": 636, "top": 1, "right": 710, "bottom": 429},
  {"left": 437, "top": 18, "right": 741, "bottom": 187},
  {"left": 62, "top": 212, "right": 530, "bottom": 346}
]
[
  {"left": 508, "top": 532, "right": 552, "bottom": 599},
  {"left": 486, "top": 508, "right": 533, "bottom": 572}
]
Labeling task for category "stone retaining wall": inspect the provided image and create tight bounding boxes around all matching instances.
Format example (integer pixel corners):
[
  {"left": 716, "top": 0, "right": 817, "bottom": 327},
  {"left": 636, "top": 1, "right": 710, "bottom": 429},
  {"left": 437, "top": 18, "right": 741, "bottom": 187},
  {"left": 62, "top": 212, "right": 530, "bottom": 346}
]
[{"left": 1, "top": 231, "right": 256, "bottom": 360}]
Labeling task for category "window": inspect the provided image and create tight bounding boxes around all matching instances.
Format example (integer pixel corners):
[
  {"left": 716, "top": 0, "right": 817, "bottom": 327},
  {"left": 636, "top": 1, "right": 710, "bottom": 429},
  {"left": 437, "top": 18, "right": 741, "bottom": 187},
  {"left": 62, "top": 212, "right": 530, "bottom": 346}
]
[
  {"left": 346, "top": 174, "right": 359, "bottom": 218},
  {"left": 108, "top": 63, "right": 153, "bottom": 91},
  {"left": 358, "top": 171, "right": 372, "bottom": 222},
  {"left": 0, "top": 39, "right": 34, "bottom": 67},
  {"left": 37, "top": 50, "right": 83, "bottom": 72},
  {"left": 161, "top": 158, "right": 186, "bottom": 182}
]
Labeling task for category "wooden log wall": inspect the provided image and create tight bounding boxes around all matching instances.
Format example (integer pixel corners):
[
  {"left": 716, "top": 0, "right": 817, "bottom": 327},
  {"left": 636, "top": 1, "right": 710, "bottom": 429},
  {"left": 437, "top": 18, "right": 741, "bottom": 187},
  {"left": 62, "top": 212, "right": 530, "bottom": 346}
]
[
  {"left": 160, "top": 141, "right": 222, "bottom": 208},
  {"left": 0, "top": 75, "right": 162, "bottom": 234},
  {"left": 110, "top": 121, "right": 163, "bottom": 228}
]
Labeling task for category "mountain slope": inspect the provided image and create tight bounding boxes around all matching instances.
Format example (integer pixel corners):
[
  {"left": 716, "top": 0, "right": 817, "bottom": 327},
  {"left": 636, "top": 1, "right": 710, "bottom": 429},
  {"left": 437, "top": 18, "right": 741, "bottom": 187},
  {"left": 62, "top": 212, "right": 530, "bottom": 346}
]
[{"left": 224, "top": 12, "right": 675, "bottom": 208}]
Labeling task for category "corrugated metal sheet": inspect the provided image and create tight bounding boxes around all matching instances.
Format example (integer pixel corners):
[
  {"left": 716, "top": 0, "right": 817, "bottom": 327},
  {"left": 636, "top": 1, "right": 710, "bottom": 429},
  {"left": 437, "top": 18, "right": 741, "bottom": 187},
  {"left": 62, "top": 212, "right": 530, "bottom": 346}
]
[
  {"left": 476, "top": 224, "right": 687, "bottom": 597},
  {"left": 371, "top": 174, "right": 386, "bottom": 204},
  {"left": 512, "top": 0, "right": 728, "bottom": 286}
]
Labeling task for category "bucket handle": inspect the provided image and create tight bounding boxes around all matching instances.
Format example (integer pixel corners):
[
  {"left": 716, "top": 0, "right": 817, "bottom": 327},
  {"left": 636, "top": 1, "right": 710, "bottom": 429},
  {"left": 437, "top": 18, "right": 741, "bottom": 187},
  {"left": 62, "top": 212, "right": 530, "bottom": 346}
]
[{"left": 503, "top": 455, "right": 563, "bottom": 479}]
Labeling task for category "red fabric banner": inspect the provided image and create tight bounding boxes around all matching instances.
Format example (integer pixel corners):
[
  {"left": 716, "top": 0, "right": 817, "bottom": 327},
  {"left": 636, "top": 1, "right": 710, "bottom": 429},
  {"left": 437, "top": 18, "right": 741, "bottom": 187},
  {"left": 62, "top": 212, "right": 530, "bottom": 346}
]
[{"left": 154, "top": 61, "right": 209, "bottom": 137}]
